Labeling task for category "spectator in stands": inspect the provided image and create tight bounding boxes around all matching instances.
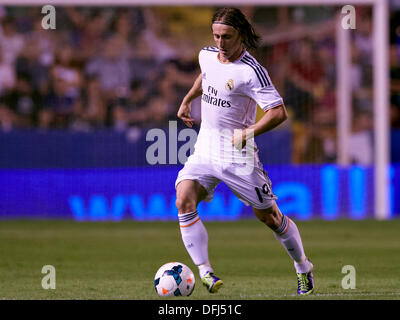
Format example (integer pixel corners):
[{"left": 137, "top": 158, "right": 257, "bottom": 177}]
[
  {"left": 284, "top": 38, "right": 324, "bottom": 163},
  {"left": 284, "top": 38, "right": 324, "bottom": 123},
  {"left": 0, "top": 73, "right": 43, "bottom": 129},
  {"left": 141, "top": 95, "right": 173, "bottom": 129},
  {"left": 259, "top": 43, "right": 288, "bottom": 96},
  {"left": 70, "top": 75, "right": 106, "bottom": 131},
  {"left": 0, "top": 102, "right": 13, "bottom": 131},
  {"left": 303, "top": 87, "right": 337, "bottom": 164},
  {"left": 41, "top": 69, "right": 81, "bottom": 129},
  {"left": 163, "top": 42, "right": 199, "bottom": 105},
  {"left": 312, "top": 41, "right": 336, "bottom": 135},
  {"left": 85, "top": 35, "right": 132, "bottom": 103},
  {"left": 141, "top": 8, "right": 178, "bottom": 64},
  {"left": 348, "top": 111, "right": 373, "bottom": 165},
  {"left": 111, "top": 79, "right": 148, "bottom": 131},
  {"left": 110, "top": 11, "right": 134, "bottom": 58},
  {"left": 390, "top": 42, "right": 400, "bottom": 128},
  {"left": 0, "top": 44, "right": 15, "bottom": 95},
  {"left": 128, "top": 7, "right": 146, "bottom": 39},
  {"left": 110, "top": 77, "right": 176, "bottom": 130},
  {"left": 317, "top": 39, "right": 335, "bottom": 87},
  {"left": 70, "top": 9, "right": 108, "bottom": 62},
  {"left": 130, "top": 33, "right": 162, "bottom": 95},
  {"left": 51, "top": 44, "right": 82, "bottom": 101},
  {"left": 391, "top": 95, "right": 400, "bottom": 128},
  {"left": 0, "top": 17, "right": 24, "bottom": 68},
  {"left": 350, "top": 43, "right": 362, "bottom": 93},
  {"left": 27, "top": 17, "right": 55, "bottom": 69},
  {"left": 62, "top": 7, "right": 87, "bottom": 52},
  {"left": 16, "top": 38, "right": 48, "bottom": 94},
  {"left": 353, "top": 8, "right": 373, "bottom": 115},
  {"left": 354, "top": 8, "right": 373, "bottom": 67}
]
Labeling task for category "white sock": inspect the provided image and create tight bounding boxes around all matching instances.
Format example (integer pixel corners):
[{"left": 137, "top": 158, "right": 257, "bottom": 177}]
[
  {"left": 294, "top": 259, "right": 313, "bottom": 274},
  {"left": 273, "top": 215, "right": 311, "bottom": 273},
  {"left": 179, "top": 211, "right": 213, "bottom": 278},
  {"left": 198, "top": 262, "right": 214, "bottom": 278}
]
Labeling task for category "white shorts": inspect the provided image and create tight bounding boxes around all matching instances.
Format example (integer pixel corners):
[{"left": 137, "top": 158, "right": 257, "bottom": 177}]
[{"left": 175, "top": 153, "right": 277, "bottom": 209}]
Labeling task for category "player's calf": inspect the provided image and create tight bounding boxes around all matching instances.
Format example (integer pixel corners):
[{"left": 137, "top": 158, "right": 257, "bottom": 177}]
[{"left": 252, "top": 203, "right": 283, "bottom": 230}]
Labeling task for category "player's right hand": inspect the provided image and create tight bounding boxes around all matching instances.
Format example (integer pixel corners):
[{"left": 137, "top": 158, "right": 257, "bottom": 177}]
[{"left": 177, "top": 103, "right": 195, "bottom": 128}]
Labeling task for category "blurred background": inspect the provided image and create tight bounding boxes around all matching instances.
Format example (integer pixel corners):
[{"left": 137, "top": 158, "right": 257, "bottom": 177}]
[{"left": 0, "top": 2, "right": 399, "bottom": 221}]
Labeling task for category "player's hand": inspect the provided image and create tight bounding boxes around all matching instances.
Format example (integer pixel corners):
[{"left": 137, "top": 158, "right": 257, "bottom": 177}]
[
  {"left": 177, "top": 102, "right": 195, "bottom": 128},
  {"left": 232, "top": 129, "right": 247, "bottom": 151}
]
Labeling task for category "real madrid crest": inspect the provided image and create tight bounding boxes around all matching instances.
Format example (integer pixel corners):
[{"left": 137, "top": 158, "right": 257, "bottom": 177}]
[{"left": 225, "top": 79, "right": 234, "bottom": 91}]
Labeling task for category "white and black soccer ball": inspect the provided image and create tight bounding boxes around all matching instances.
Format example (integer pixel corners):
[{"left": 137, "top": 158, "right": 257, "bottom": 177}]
[{"left": 154, "top": 262, "right": 195, "bottom": 297}]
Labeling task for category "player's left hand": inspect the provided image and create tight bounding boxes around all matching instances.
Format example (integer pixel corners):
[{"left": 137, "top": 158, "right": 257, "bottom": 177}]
[{"left": 177, "top": 101, "right": 195, "bottom": 128}]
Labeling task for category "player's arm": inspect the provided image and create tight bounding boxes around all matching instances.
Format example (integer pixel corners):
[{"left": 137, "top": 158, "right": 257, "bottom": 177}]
[
  {"left": 177, "top": 73, "right": 202, "bottom": 128},
  {"left": 232, "top": 104, "right": 288, "bottom": 150},
  {"left": 248, "top": 103, "right": 288, "bottom": 137}
]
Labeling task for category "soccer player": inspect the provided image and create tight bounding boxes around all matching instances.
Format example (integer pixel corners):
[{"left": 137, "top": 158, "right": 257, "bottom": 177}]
[{"left": 175, "top": 7, "right": 314, "bottom": 295}]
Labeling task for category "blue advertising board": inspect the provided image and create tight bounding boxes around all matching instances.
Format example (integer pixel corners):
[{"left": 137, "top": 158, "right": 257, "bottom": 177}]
[{"left": 0, "top": 165, "right": 398, "bottom": 220}]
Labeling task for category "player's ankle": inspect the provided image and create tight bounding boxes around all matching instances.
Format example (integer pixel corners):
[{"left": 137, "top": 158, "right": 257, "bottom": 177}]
[
  {"left": 198, "top": 263, "right": 213, "bottom": 278},
  {"left": 294, "top": 258, "right": 311, "bottom": 273}
]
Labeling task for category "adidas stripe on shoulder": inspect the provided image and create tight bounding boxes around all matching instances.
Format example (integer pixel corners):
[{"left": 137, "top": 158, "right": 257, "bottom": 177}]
[
  {"left": 241, "top": 54, "right": 271, "bottom": 87},
  {"left": 202, "top": 46, "right": 219, "bottom": 52}
]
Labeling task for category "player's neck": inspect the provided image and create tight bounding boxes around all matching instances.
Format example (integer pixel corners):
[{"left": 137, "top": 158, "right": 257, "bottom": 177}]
[{"left": 218, "top": 48, "right": 245, "bottom": 63}]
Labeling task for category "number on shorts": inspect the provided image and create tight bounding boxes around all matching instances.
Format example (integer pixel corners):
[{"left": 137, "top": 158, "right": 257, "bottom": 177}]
[{"left": 255, "top": 183, "right": 273, "bottom": 203}]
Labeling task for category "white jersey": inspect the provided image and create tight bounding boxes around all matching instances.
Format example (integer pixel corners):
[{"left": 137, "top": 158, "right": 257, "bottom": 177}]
[{"left": 193, "top": 46, "right": 284, "bottom": 165}]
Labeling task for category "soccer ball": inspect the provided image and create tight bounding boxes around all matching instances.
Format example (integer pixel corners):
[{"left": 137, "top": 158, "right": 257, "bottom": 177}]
[{"left": 154, "top": 262, "right": 195, "bottom": 297}]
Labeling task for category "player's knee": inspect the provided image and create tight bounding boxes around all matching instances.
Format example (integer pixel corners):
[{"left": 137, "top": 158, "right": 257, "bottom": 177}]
[{"left": 175, "top": 197, "right": 197, "bottom": 214}]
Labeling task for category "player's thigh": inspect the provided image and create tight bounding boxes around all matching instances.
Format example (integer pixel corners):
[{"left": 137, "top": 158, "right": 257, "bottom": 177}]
[
  {"left": 176, "top": 179, "right": 208, "bottom": 213},
  {"left": 222, "top": 165, "right": 277, "bottom": 210}
]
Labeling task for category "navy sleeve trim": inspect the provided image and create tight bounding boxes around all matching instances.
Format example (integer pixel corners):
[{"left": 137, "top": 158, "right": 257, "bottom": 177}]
[{"left": 241, "top": 55, "right": 270, "bottom": 87}]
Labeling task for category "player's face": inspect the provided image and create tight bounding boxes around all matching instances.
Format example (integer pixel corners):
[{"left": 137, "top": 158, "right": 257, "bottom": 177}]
[{"left": 212, "top": 23, "right": 243, "bottom": 62}]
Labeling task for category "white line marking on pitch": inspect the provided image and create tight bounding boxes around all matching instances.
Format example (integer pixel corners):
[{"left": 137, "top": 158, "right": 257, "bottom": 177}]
[{"left": 240, "top": 292, "right": 400, "bottom": 298}]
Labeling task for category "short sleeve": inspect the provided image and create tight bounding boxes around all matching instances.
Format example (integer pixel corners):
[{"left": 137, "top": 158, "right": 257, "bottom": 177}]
[
  {"left": 198, "top": 47, "right": 218, "bottom": 73},
  {"left": 198, "top": 50, "right": 204, "bottom": 72},
  {"left": 246, "top": 65, "right": 284, "bottom": 112}
]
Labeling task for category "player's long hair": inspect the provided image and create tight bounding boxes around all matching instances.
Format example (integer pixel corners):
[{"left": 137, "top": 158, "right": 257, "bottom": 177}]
[{"left": 212, "top": 7, "right": 261, "bottom": 50}]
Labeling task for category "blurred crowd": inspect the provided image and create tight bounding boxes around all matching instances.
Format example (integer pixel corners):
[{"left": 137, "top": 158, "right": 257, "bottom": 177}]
[
  {"left": 0, "top": 5, "right": 399, "bottom": 164},
  {"left": 252, "top": 6, "right": 378, "bottom": 164},
  {"left": 0, "top": 7, "right": 208, "bottom": 133}
]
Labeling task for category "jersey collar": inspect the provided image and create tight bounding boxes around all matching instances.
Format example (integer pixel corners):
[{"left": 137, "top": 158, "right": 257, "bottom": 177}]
[{"left": 217, "top": 49, "right": 247, "bottom": 64}]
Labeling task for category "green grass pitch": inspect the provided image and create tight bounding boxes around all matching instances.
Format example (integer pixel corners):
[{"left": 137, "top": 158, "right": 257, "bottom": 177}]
[{"left": 0, "top": 219, "right": 399, "bottom": 300}]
